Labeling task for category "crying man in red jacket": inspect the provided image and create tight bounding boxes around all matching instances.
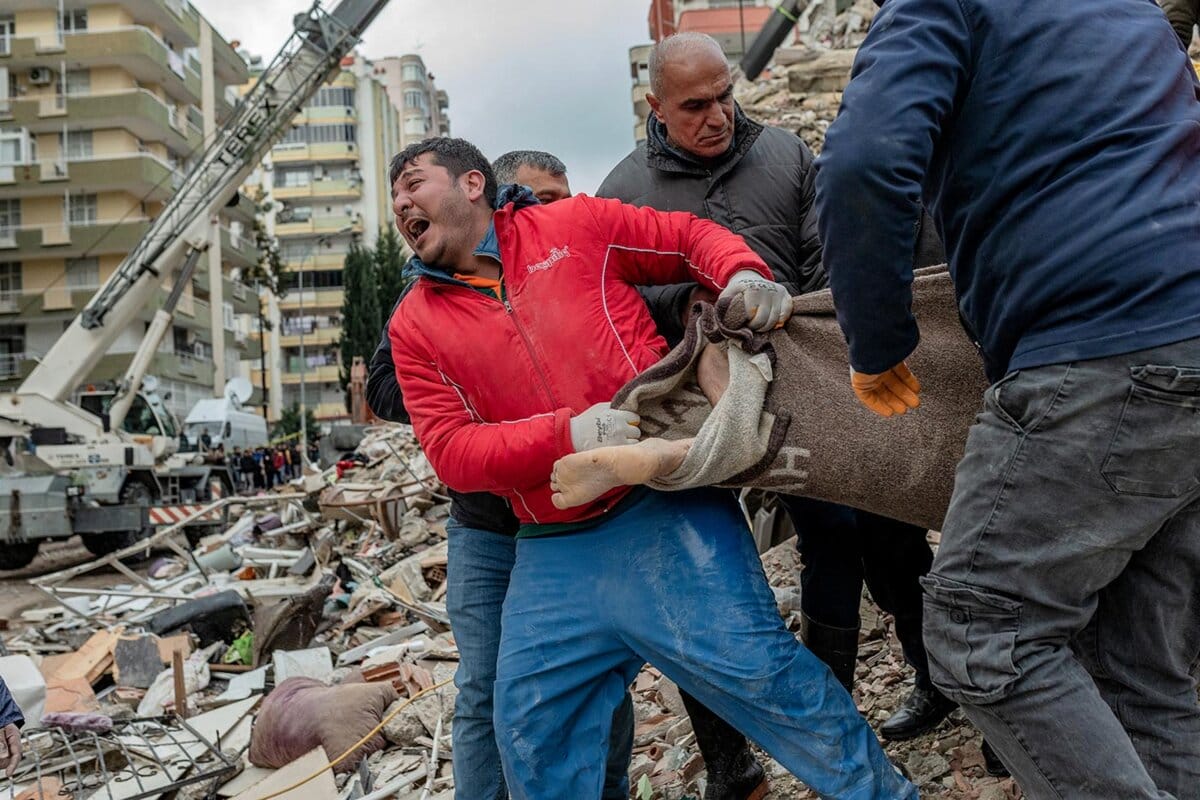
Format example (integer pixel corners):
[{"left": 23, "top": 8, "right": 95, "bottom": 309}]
[{"left": 386, "top": 137, "right": 915, "bottom": 800}]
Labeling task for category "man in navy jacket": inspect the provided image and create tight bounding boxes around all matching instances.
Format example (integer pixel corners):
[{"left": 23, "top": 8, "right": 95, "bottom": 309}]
[{"left": 816, "top": 1, "right": 1200, "bottom": 797}]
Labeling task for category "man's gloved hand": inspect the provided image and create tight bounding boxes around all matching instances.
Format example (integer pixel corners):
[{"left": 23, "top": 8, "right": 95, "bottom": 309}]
[
  {"left": 1, "top": 722, "right": 20, "bottom": 778},
  {"left": 851, "top": 362, "right": 921, "bottom": 417},
  {"left": 719, "top": 270, "right": 793, "bottom": 331},
  {"left": 569, "top": 402, "right": 640, "bottom": 452}
]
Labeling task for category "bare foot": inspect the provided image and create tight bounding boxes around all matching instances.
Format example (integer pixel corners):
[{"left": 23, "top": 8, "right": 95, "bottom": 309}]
[
  {"left": 697, "top": 344, "right": 730, "bottom": 407},
  {"left": 550, "top": 438, "right": 694, "bottom": 509}
]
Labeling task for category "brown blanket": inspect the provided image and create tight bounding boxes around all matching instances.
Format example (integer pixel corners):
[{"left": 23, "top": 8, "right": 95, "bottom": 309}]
[{"left": 612, "top": 266, "right": 988, "bottom": 531}]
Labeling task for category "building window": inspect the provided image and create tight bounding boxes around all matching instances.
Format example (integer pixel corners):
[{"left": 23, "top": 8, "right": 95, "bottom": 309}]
[
  {"left": 0, "top": 199, "right": 20, "bottom": 237},
  {"left": 223, "top": 301, "right": 235, "bottom": 331},
  {"left": 277, "top": 167, "right": 311, "bottom": 187},
  {"left": 401, "top": 63, "right": 424, "bottom": 82},
  {"left": 0, "top": 129, "right": 27, "bottom": 166},
  {"left": 61, "top": 9, "right": 87, "bottom": 34},
  {"left": 63, "top": 130, "right": 92, "bottom": 159},
  {"left": 64, "top": 69, "right": 89, "bottom": 96},
  {"left": 403, "top": 117, "right": 427, "bottom": 137},
  {"left": 66, "top": 257, "right": 98, "bottom": 288},
  {"left": 67, "top": 194, "right": 97, "bottom": 225},
  {"left": 311, "top": 87, "right": 355, "bottom": 107},
  {"left": 0, "top": 324, "right": 26, "bottom": 376},
  {"left": 403, "top": 90, "right": 427, "bottom": 111},
  {"left": 0, "top": 262, "right": 21, "bottom": 300},
  {"left": 0, "top": 17, "right": 14, "bottom": 57}
]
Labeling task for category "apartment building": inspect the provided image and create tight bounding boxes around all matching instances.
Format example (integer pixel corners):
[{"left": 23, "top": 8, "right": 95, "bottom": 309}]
[
  {"left": 371, "top": 54, "right": 450, "bottom": 147},
  {"left": 0, "top": 0, "right": 261, "bottom": 420},
  {"left": 248, "top": 53, "right": 408, "bottom": 425}
]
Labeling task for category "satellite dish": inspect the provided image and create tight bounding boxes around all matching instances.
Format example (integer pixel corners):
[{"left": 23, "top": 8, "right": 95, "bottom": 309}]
[
  {"left": 225, "top": 377, "right": 253, "bottom": 406},
  {"left": 142, "top": 375, "right": 160, "bottom": 395}
]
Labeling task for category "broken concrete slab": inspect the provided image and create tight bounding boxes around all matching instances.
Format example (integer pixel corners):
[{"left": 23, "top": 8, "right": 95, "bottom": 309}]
[
  {"left": 272, "top": 647, "right": 333, "bottom": 685},
  {"left": 114, "top": 635, "right": 164, "bottom": 689}
]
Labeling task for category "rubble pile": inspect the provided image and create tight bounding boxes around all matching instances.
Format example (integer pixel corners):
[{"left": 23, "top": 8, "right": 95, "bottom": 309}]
[
  {"left": 0, "top": 420, "right": 1021, "bottom": 800},
  {"left": 0, "top": 424, "right": 459, "bottom": 800}
]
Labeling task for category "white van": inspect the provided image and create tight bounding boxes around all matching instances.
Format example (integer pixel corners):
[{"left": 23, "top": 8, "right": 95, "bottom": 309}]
[{"left": 183, "top": 378, "right": 268, "bottom": 450}]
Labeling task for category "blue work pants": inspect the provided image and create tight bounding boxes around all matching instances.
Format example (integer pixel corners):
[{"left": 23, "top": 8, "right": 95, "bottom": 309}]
[
  {"left": 494, "top": 489, "right": 915, "bottom": 800},
  {"left": 446, "top": 520, "right": 633, "bottom": 800}
]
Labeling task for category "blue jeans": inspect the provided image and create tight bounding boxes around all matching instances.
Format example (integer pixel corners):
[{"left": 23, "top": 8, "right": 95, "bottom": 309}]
[
  {"left": 925, "top": 339, "right": 1200, "bottom": 799},
  {"left": 445, "top": 520, "right": 634, "bottom": 800},
  {"left": 494, "top": 489, "right": 915, "bottom": 800}
]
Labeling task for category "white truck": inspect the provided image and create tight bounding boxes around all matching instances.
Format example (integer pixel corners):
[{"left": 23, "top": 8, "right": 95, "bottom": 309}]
[
  {"left": 0, "top": 0, "right": 392, "bottom": 569},
  {"left": 183, "top": 378, "right": 270, "bottom": 451}
]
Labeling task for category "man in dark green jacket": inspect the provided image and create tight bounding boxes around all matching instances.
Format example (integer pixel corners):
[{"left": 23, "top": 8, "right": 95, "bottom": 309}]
[{"left": 1162, "top": 0, "right": 1199, "bottom": 48}]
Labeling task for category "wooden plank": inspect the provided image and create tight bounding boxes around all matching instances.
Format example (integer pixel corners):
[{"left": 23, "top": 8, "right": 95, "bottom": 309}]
[
  {"left": 172, "top": 651, "right": 188, "bottom": 719},
  {"left": 47, "top": 628, "right": 122, "bottom": 686},
  {"left": 233, "top": 747, "right": 337, "bottom": 800}
]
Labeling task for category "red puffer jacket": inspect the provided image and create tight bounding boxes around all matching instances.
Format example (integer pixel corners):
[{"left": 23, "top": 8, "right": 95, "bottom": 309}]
[{"left": 389, "top": 193, "right": 770, "bottom": 525}]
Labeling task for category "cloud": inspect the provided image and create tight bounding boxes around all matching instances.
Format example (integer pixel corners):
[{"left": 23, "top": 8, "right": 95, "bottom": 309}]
[{"left": 193, "top": 0, "right": 651, "bottom": 193}]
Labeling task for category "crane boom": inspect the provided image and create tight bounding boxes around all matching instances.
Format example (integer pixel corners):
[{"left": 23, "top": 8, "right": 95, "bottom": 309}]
[{"left": 19, "top": 0, "right": 391, "bottom": 403}]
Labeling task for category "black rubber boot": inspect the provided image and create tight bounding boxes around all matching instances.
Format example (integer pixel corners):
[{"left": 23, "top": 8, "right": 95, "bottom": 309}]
[
  {"left": 680, "top": 690, "right": 769, "bottom": 800},
  {"left": 981, "top": 739, "right": 1011, "bottom": 777},
  {"left": 879, "top": 678, "right": 958, "bottom": 740},
  {"left": 800, "top": 612, "right": 860, "bottom": 691}
]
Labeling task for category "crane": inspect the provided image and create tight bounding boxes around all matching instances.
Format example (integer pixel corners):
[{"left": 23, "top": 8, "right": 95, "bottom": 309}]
[{"left": 0, "top": 0, "right": 392, "bottom": 569}]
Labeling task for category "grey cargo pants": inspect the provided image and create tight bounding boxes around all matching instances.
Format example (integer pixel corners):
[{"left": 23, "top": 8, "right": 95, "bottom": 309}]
[{"left": 923, "top": 337, "right": 1200, "bottom": 800}]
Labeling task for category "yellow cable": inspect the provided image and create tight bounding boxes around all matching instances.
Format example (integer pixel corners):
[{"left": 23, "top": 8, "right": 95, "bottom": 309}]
[{"left": 253, "top": 676, "right": 455, "bottom": 800}]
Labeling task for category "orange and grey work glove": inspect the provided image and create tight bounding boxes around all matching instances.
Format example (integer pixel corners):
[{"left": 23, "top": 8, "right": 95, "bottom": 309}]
[
  {"left": 719, "top": 270, "right": 793, "bottom": 331},
  {"left": 851, "top": 362, "right": 921, "bottom": 417}
]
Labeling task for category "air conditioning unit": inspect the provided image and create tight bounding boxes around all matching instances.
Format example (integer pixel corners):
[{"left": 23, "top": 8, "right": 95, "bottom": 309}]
[{"left": 29, "top": 67, "right": 55, "bottom": 86}]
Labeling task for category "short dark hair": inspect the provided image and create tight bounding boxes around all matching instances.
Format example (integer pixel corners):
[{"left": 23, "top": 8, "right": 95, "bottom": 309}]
[
  {"left": 388, "top": 137, "right": 498, "bottom": 208},
  {"left": 492, "top": 150, "right": 568, "bottom": 185}
]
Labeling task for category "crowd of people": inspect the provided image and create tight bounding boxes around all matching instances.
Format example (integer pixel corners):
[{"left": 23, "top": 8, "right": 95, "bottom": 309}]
[
  {"left": 177, "top": 427, "right": 310, "bottom": 493},
  {"left": 364, "top": 1, "right": 1200, "bottom": 797},
  {"left": 230, "top": 444, "right": 306, "bottom": 492}
]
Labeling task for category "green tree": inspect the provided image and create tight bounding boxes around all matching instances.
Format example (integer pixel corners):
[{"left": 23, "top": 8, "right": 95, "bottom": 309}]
[
  {"left": 273, "top": 402, "right": 318, "bottom": 442},
  {"left": 374, "top": 227, "right": 410, "bottom": 312},
  {"left": 337, "top": 241, "right": 382, "bottom": 405},
  {"left": 243, "top": 188, "right": 286, "bottom": 298}
]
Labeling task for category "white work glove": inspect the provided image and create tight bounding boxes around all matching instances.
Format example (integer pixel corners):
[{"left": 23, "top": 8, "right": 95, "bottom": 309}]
[
  {"left": 719, "top": 270, "right": 793, "bottom": 331},
  {"left": 569, "top": 402, "right": 640, "bottom": 452}
]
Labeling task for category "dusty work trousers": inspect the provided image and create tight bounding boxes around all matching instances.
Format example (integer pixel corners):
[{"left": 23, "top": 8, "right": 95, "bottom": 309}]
[
  {"left": 923, "top": 338, "right": 1200, "bottom": 799},
  {"left": 445, "top": 521, "right": 634, "bottom": 800},
  {"left": 493, "top": 489, "right": 916, "bottom": 800}
]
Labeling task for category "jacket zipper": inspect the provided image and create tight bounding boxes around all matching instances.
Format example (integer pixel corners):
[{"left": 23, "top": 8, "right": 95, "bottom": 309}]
[
  {"left": 424, "top": 271, "right": 560, "bottom": 410},
  {"left": 503, "top": 293, "right": 559, "bottom": 406}
]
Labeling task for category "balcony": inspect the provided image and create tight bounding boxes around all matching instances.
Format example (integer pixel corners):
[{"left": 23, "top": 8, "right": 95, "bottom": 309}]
[
  {"left": 277, "top": 288, "right": 344, "bottom": 310},
  {"left": 280, "top": 252, "right": 346, "bottom": 270},
  {"left": 6, "top": 90, "right": 196, "bottom": 153},
  {"left": 0, "top": 27, "right": 202, "bottom": 105},
  {"left": 124, "top": 0, "right": 202, "bottom": 48},
  {"left": 0, "top": 153, "right": 178, "bottom": 201},
  {"left": 155, "top": 350, "right": 215, "bottom": 385},
  {"left": 220, "top": 227, "right": 259, "bottom": 269},
  {"left": 278, "top": 326, "right": 341, "bottom": 348},
  {"left": 2, "top": 218, "right": 152, "bottom": 262},
  {"left": 270, "top": 141, "right": 359, "bottom": 164},
  {"left": 272, "top": 178, "right": 362, "bottom": 202},
  {"left": 275, "top": 217, "right": 363, "bottom": 239},
  {"left": 280, "top": 364, "right": 341, "bottom": 384}
]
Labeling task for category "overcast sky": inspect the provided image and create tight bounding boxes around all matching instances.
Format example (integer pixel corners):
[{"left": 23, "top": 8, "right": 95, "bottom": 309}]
[{"left": 193, "top": 0, "right": 651, "bottom": 194}]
